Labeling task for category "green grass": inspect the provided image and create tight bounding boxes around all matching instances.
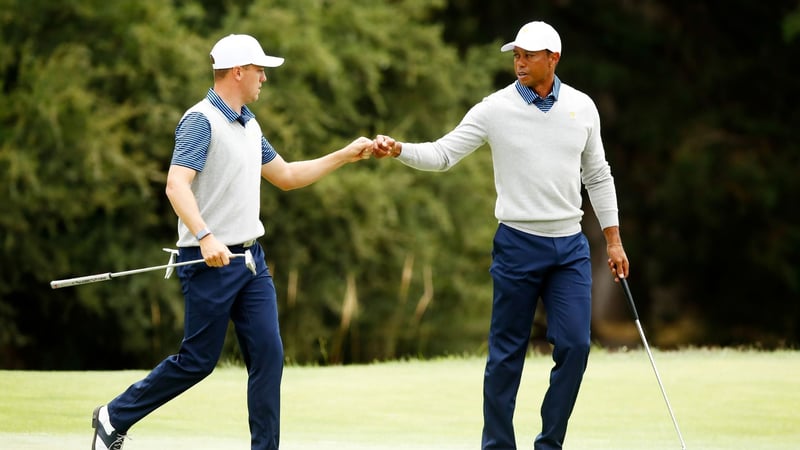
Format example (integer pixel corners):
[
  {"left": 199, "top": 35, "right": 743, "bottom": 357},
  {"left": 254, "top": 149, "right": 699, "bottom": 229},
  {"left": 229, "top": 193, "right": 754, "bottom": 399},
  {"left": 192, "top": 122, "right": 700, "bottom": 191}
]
[{"left": 1, "top": 349, "right": 798, "bottom": 449}]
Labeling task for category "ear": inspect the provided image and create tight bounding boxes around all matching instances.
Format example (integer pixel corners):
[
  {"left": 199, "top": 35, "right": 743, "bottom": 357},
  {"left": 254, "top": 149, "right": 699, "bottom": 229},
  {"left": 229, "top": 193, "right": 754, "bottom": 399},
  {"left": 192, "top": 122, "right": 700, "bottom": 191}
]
[
  {"left": 233, "top": 66, "right": 244, "bottom": 80},
  {"left": 549, "top": 52, "right": 561, "bottom": 69}
]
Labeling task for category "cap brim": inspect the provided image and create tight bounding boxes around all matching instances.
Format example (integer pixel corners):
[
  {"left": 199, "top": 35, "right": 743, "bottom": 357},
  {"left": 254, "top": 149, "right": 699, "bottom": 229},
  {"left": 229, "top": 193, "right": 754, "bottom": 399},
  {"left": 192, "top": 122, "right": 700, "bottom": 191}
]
[
  {"left": 254, "top": 55, "right": 285, "bottom": 68},
  {"left": 250, "top": 55, "right": 283, "bottom": 67},
  {"left": 211, "top": 56, "right": 285, "bottom": 69},
  {"left": 501, "top": 42, "right": 553, "bottom": 53}
]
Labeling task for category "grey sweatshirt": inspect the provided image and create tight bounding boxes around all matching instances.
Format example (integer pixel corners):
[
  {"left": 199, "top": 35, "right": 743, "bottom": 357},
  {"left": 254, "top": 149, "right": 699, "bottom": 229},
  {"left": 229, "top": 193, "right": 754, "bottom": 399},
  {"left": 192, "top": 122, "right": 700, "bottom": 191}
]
[{"left": 397, "top": 81, "right": 619, "bottom": 238}]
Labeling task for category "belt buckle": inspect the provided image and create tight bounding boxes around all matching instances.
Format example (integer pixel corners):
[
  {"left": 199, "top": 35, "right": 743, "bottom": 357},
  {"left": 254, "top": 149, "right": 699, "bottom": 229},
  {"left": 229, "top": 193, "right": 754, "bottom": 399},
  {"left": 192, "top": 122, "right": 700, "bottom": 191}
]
[{"left": 242, "top": 239, "right": 256, "bottom": 248}]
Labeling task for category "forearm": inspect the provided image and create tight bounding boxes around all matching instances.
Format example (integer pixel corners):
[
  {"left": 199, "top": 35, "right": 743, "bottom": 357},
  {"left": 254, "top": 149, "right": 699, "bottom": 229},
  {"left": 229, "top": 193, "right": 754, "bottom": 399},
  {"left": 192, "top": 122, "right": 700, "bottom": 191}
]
[
  {"left": 603, "top": 225, "right": 622, "bottom": 246},
  {"left": 280, "top": 149, "right": 352, "bottom": 190},
  {"left": 397, "top": 127, "right": 486, "bottom": 172},
  {"left": 165, "top": 178, "right": 233, "bottom": 264},
  {"left": 395, "top": 142, "right": 451, "bottom": 171},
  {"left": 585, "top": 172, "right": 619, "bottom": 230},
  {"left": 390, "top": 107, "right": 487, "bottom": 170},
  {"left": 603, "top": 225, "right": 629, "bottom": 280},
  {"left": 263, "top": 137, "right": 371, "bottom": 190},
  {"left": 165, "top": 182, "right": 207, "bottom": 236}
]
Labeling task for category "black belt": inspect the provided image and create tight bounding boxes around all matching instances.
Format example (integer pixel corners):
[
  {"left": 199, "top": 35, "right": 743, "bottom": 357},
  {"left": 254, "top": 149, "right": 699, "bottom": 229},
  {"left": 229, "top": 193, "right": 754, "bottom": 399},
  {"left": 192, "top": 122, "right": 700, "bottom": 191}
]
[
  {"left": 178, "top": 239, "right": 256, "bottom": 252},
  {"left": 234, "top": 239, "right": 257, "bottom": 248}
]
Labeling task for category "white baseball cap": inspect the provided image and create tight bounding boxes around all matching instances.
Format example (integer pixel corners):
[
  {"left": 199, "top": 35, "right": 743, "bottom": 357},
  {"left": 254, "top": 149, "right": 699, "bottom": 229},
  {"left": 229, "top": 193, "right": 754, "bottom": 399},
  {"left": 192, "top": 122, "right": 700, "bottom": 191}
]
[
  {"left": 210, "top": 34, "right": 284, "bottom": 69},
  {"left": 500, "top": 21, "right": 562, "bottom": 54}
]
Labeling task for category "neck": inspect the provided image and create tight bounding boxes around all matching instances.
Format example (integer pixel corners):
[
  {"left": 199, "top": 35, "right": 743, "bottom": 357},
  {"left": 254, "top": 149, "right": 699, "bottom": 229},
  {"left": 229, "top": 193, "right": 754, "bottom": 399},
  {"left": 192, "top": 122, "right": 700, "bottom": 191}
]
[
  {"left": 532, "top": 78, "right": 554, "bottom": 98},
  {"left": 213, "top": 83, "right": 244, "bottom": 114},
  {"left": 522, "top": 71, "right": 555, "bottom": 98}
]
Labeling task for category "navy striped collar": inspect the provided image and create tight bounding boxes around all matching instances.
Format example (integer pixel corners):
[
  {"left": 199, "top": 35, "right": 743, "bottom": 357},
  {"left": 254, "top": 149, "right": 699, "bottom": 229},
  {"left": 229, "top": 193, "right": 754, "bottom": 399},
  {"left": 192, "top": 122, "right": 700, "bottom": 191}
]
[
  {"left": 206, "top": 88, "right": 255, "bottom": 125},
  {"left": 515, "top": 76, "right": 561, "bottom": 105}
]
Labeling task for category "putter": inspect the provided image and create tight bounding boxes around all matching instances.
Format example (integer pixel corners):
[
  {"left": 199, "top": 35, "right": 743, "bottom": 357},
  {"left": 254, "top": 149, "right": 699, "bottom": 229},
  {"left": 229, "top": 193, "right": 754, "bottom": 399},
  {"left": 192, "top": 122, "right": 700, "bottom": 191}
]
[
  {"left": 620, "top": 277, "right": 687, "bottom": 449},
  {"left": 50, "top": 249, "right": 257, "bottom": 289},
  {"left": 163, "top": 248, "right": 180, "bottom": 279}
]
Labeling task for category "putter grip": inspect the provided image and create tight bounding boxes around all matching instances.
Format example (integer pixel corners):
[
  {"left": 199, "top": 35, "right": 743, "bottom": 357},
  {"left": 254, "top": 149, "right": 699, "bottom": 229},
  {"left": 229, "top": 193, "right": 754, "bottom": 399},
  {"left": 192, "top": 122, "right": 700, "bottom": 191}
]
[
  {"left": 50, "top": 273, "right": 113, "bottom": 289},
  {"left": 620, "top": 278, "right": 641, "bottom": 321}
]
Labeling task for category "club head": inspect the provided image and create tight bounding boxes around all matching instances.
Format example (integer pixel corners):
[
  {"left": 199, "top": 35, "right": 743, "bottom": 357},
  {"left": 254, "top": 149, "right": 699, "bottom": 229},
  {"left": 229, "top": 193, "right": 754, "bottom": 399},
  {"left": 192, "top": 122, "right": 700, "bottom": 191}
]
[
  {"left": 163, "top": 248, "right": 180, "bottom": 279},
  {"left": 244, "top": 249, "right": 256, "bottom": 276}
]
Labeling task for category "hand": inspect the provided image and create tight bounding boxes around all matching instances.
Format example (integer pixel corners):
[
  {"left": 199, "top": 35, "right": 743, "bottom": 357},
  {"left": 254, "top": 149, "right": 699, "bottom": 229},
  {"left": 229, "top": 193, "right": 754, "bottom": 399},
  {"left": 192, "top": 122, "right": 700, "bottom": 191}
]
[
  {"left": 344, "top": 136, "right": 374, "bottom": 162},
  {"left": 373, "top": 134, "right": 399, "bottom": 158},
  {"left": 199, "top": 234, "right": 232, "bottom": 267},
  {"left": 606, "top": 243, "right": 629, "bottom": 282}
]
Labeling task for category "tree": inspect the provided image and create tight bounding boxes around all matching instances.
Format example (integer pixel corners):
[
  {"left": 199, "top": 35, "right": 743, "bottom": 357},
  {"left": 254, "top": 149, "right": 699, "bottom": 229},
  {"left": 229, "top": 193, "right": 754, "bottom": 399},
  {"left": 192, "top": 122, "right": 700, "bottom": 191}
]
[
  {"left": 1, "top": 0, "right": 218, "bottom": 368},
  {"left": 435, "top": 0, "right": 800, "bottom": 346},
  {"left": 3, "top": 0, "right": 797, "bottom": 369},
  {"left": 0, "top": 0, "right": 506, "bottom": 368}
]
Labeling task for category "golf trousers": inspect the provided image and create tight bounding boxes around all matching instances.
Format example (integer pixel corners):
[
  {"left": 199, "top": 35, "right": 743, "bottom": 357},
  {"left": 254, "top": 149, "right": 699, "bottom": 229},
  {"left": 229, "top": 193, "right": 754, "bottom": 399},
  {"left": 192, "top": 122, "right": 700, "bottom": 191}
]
[
  {"left": 107, "top": 242, "right": 284, "bottom": 450},
  {"left": 482, "top": 224, "right": 592, "bottom": 450}
]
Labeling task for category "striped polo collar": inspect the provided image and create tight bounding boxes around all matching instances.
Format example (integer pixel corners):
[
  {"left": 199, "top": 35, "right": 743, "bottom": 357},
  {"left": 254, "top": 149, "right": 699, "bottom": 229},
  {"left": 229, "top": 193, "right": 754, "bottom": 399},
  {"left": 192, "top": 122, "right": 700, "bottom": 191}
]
[
  {"left": 206, "top": 88, "right": 256, "bottom": 125},
  {"left": 514, "top": 76, "right": 561, "bottom": 104}
]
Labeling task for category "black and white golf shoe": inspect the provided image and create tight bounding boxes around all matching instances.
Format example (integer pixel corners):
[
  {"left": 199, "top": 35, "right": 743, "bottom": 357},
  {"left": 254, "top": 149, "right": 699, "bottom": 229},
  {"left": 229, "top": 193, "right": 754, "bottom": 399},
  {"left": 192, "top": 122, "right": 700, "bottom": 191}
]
[{"left": 91, "top": 405, "right": 126, "bottom": 449}]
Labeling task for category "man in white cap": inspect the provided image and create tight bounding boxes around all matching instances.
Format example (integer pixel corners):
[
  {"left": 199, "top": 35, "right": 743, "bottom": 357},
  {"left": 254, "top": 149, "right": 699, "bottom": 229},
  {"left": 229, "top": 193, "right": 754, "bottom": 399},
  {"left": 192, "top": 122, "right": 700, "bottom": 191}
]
[
  {"left": 90, "top": 34, "right": 372, "bottom": 450},
  {"left": 372, "top": 21, "right": 629, "bottom": 449}
]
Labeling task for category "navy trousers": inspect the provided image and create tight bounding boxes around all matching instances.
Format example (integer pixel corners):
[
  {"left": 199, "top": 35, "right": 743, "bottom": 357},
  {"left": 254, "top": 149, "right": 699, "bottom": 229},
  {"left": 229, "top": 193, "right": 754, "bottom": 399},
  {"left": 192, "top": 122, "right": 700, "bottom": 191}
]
[
  {"left": 107, "top": 242, "right": 283, "bottom": 450},
  {"left": 482, "top": 224, "right": 592, "bottom": 450}
]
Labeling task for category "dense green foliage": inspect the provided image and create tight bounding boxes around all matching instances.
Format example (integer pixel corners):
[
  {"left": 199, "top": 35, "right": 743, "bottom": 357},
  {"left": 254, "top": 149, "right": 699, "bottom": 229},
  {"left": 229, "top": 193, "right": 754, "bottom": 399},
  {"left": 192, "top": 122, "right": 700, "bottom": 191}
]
[{"left": 1, "top": 0, "right": 798, "bottom": 369}]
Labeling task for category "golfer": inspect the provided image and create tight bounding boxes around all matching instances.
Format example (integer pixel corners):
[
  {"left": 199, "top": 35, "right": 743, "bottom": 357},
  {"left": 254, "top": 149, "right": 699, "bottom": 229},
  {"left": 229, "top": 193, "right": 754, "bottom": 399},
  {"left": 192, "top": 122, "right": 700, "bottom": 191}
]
[
  {"left": 90, "top": 34, "right": 372, "bottom": 450},
  {"left": 373, "top": 21, "right": 629, "bottom": 450}
]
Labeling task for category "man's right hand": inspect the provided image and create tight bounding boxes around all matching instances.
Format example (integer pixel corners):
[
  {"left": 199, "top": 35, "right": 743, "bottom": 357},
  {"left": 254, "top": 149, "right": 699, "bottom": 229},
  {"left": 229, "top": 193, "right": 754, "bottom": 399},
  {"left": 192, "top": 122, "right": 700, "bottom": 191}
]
[{"left": 199, "top": 234, "right": 231, "bottom": 267}]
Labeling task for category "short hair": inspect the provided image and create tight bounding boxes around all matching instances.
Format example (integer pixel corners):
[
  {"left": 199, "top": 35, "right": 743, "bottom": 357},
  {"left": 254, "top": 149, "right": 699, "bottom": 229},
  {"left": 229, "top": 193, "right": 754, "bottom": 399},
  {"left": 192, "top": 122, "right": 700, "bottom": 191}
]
[{"left": 213, "top": 68, "right": 232, "bottom": 81}]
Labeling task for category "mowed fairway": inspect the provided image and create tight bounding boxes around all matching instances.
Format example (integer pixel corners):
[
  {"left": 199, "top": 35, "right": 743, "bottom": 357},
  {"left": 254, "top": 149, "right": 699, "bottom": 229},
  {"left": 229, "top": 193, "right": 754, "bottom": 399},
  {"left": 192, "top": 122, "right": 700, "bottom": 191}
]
[{"left": 1, "top": 349, "right": 798, "bottom": 449}]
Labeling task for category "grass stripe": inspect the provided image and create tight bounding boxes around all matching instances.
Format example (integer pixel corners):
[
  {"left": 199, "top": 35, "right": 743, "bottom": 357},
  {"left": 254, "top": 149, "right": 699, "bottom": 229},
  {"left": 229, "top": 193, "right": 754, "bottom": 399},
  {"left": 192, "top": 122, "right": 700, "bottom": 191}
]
[{"left": 1, "top": 349, "right": 798, "bottom": 449}]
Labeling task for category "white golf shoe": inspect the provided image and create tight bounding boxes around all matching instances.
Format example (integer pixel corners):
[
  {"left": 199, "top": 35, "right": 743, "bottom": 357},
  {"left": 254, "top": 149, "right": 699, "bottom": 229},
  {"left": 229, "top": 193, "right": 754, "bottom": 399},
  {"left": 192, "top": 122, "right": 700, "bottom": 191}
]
[{"left": 91, "top": 405, "right": 126, "bottom": 449}]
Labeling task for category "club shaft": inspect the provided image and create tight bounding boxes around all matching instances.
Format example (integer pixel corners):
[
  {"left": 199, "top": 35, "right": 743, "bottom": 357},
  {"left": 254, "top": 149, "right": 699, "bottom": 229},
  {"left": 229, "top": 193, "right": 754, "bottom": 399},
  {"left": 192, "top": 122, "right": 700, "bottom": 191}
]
[
  {"left": 621, "top": 278, "right": 687, "bottom": 449},
  {"left": 633, "top": 319, "right": 687, "bottom": 449},
  {"left": 50, "top": 254, "right": 244, "bottom": 289},
  {"left": 110, "top": 258, "right": 209, "bottom": 277}
]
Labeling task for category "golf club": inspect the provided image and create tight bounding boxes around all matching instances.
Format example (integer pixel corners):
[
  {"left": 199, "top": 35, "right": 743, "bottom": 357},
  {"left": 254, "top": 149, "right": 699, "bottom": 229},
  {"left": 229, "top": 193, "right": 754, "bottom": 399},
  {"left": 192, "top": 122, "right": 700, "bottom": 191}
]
[
  {"left": 620, "top": 277, "right": 687, "bottom": 449},
  {"left": 50, "top": 249, "right": 256, "bottom": 289}
]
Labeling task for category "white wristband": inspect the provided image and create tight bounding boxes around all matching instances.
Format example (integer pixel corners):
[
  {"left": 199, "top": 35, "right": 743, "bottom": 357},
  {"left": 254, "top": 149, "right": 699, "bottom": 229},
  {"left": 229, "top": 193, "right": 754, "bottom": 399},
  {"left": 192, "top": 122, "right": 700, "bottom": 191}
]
[{"left": 196, "top": 227, "right": 212, "bottom": 241}]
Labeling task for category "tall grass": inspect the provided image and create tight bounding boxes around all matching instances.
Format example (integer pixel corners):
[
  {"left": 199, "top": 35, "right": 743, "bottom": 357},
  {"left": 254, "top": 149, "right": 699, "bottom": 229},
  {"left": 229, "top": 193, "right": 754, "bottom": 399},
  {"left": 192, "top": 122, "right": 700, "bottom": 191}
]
[{"left": 1, "top": 348, "right": 798, "bottom": 449}]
